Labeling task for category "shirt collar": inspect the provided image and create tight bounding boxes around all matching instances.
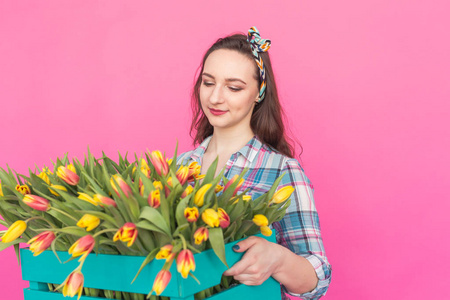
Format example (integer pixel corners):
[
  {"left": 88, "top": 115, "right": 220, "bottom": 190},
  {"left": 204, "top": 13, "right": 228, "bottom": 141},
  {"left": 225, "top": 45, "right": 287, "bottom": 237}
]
[{"left": 190, "top": 135, "right": 263, "bottom": 164}]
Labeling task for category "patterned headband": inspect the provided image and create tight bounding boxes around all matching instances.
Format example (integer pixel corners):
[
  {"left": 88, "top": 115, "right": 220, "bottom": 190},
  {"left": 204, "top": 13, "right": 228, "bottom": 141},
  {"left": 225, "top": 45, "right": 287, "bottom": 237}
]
[{"left": 247, "top": 26, "right": 271, "bottom": 103}]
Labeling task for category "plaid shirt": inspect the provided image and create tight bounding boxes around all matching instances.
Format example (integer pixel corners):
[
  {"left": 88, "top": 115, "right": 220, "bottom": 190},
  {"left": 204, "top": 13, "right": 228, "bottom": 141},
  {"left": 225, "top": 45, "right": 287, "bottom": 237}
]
[{"left": 177, "top": 136, "right": 332, "bottom": 299}]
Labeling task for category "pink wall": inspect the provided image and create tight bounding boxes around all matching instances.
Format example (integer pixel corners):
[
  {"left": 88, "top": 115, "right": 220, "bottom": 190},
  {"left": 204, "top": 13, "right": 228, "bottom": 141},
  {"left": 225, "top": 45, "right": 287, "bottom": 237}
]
[{"left": 1, "top": 1, "right": 449, "bottom": 299}]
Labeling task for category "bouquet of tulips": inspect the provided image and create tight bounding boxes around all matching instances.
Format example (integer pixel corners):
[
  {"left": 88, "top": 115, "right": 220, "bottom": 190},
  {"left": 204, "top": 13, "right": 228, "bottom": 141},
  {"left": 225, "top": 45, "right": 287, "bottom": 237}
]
[{"left": 0, "top": 147, "right": 293, "bottom": 300}]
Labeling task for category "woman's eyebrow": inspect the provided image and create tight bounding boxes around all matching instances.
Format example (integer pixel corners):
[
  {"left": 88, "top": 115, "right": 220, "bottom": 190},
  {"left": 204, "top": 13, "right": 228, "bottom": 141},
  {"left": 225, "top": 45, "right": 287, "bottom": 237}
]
[{"left": 202, "top": 73, "right": 246, "bottom": 85}]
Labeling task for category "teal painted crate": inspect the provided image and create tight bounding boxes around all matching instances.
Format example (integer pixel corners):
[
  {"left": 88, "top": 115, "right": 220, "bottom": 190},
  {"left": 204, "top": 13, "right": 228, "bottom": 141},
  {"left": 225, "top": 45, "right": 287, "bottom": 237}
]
[{"left": 21, "top": 233, "right": 281, "bottom": 300}]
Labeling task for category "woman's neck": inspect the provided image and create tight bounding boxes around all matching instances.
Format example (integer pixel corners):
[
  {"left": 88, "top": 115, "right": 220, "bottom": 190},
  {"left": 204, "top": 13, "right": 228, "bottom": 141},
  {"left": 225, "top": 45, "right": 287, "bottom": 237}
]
[{"left": 207, "top": 127, "right": 254, "bottom": 157}]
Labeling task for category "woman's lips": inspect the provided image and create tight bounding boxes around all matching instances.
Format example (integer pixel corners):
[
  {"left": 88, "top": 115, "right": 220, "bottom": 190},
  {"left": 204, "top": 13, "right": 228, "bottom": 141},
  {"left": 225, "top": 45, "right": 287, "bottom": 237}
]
[{"left": 209, "top": 108, "right": 227, "bottom": 116}]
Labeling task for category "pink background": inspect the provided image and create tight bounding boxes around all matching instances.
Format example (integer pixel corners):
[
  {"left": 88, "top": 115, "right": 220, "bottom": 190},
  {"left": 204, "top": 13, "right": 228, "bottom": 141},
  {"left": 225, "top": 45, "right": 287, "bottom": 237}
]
[{"left": 1, "top": 1, "right": 449, "bottom": 299}]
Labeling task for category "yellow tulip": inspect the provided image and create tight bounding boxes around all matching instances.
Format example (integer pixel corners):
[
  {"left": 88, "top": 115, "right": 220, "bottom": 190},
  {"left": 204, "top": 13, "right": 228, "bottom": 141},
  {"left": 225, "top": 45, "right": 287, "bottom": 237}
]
[
  {"left": 77, "top": 214, "right": 100, "bottom": 231},
  {"left": 153, "top": 181, "right": 163, "bottom": 190},
  {"left": 15, "top": 184, "right": 31, "bottom": 195},
  {"left": 252, "top": 214, "right": 269, "bottom": 227},
  {"left": 49, "top": 184, "right": 67, "bottom": 196},
  {"left": 271, "top": 186, "right": 295, "bottom": 204},
  {"left": 202, "top": 208, "right": 220, "bottom": 228},
  {"left": 194, "top": 184, "right": 212, "bottom": 207},
  {"left": 260, "top": 226, "right": 272, "bottom": 236},
  {"left": 78, "top": 193, "right": 98, "bottom": 206},
  {"left": 0, "top": 180, "right": 3, "bottom": 196},
  {"left": 37, "top": 167, "right": 52, "bottom": 185},
  {"left": 1, "top": 220, "right": 27, "bottom": 243}
]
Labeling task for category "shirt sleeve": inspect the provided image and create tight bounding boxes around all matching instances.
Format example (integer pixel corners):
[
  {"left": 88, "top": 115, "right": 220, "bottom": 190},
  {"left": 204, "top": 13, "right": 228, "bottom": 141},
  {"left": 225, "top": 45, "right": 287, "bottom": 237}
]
[{"left": 272, "top": 158, "right": 332, "bottom": 299}]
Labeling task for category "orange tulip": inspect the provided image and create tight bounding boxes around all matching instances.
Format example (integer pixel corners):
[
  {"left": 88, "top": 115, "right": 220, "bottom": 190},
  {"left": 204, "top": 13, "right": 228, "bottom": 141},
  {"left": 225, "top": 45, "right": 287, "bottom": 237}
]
[
  {"left": 187, "top": 161, "right": 201, "bottom": 182},
  {"left": 113, "top": 223, "right": 138, "bottom": 247},
  {"left": 181, "top": 185, "right": 194, "bottom": 198},
  {"left": 148, "top": 189, "right": 161, "bottom": 208},
  {"left": 215, "top": 184, "right": 223, "bottom": 193},
  {"left": 62, "top": 269, "right": 84, "bottom": 299},
  {"left": 27, "top": 231, "right": 55, "bottom": 256},
  {"left": 149, "top": 151, "right": 169, "bottom": 176},
  {"left": 23, "top": 194, "right": 50, "bottom": 211},
  {"left": 156, "top": 244, "right": 174, "bottom": 260},
  {"left": 68, "top": 235, "right": 95, "bottom": 262},
  {"left": 56, "top": 164, "right": 80, "bottom": 185},
  {"left": 93, "top": 194, "right": 117, "bottom": 207},
  {"left": 217, "top": 208, "right": 230, "bottom": 229},
  {"left": 223, "top": 175, "right": 244, "bottom": 196},
  {"left": 0, "top": 180, "right": 3, "bottom": 197},
  {"left": 152, "top": 270, "right": 171, "bottom": 295},
  {"left": 110, "top": 175, "right": 132, "bottom": 197},
  {"left": 176, "top": 166, "right": 189, "bottom": 185},
  {"left": 177, "top": 249, "right": 195, "bottom": 278},
  {"left": 193, "top": 227, "right": 209, "bottom": 245},
  {"left": 184, "top": 207, "right": 199, "bottom": 222}
]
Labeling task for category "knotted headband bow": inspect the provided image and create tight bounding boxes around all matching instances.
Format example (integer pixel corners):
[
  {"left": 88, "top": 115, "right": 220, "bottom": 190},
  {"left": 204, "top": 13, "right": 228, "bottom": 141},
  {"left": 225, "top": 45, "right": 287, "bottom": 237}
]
[{"left": 247, "top": 26, "right": 271, "bottom": 103}]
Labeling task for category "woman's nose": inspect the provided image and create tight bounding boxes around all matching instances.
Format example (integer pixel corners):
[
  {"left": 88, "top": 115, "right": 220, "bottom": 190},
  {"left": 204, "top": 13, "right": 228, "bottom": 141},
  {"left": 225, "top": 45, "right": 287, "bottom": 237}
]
[{"left": 209, "top": 85, "right": 224, "bottom": 104}]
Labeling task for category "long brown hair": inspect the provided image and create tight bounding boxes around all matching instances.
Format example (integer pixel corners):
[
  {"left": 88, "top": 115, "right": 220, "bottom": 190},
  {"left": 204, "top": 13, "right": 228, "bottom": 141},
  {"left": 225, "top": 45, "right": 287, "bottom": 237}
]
[{"left": 190, "top": 33, "right": 301, "bottom": 158}]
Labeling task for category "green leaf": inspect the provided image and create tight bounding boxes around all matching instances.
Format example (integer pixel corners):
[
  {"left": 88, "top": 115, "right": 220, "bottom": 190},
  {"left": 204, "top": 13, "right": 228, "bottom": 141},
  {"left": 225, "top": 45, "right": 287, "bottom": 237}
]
[
  {"left": 131, "top": 248, "right": 159, "bottom": 284},
  {"left": 208, "top": 227, "right": 228, "bottom": 268},
  {"left": 139, "top": 207, "right": 171, "bottom": 236},
  {"left": 135, "top": 220, "right": 169, "bottom": 236},
  {"left": 175, "top": 197, "right": 189, "bottom": 226},
  {"left": 0, "top": 238, "right": 27, "bottom": 252},
  {"left": 202, "top": 157, "right": 218, "bottom": 183}
]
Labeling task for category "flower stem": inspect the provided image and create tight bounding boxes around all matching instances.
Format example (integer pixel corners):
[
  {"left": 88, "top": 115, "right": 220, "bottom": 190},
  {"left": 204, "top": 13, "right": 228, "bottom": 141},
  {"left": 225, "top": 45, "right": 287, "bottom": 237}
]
[
  {"left": 93, "top": 228, "right": 118, "bottom": 238},
  {"left": 49, "top": 207, "right": 78, "bottom": 222}
]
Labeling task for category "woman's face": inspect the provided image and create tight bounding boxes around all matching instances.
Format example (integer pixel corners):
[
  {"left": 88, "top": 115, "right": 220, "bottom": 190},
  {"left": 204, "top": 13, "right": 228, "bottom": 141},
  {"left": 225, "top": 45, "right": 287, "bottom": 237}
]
[{"left": 200, "top": 49, "right": 259, "bottom": 132}]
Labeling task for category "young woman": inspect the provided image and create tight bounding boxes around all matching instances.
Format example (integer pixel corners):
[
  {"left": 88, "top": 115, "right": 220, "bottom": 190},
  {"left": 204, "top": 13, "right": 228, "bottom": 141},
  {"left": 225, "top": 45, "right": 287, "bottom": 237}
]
[{"left": 178, "top": 27, "right": 332, "bottom": 299}]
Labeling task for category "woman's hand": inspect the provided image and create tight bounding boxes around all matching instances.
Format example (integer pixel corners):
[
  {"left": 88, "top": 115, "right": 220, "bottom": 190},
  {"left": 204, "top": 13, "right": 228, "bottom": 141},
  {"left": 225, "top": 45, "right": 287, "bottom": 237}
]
[{"left": 223, "top": 236, "right": 284, "bottom": 285}]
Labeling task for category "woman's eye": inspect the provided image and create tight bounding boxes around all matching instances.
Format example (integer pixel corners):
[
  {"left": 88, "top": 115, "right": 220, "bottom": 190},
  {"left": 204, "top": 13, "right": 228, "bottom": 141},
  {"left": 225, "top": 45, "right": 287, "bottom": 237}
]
[
  {"left": 202, "top": 81, "right": 214, "bottom": 87},
  {"left": 229, "top": 87, "right": 242, "bottom": 92}
]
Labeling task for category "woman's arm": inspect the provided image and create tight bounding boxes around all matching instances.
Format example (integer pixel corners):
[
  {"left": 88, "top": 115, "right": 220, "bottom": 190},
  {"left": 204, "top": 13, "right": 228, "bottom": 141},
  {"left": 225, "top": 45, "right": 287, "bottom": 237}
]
[
  {"left": 225, "top": 158, "right": 332, "bottom": 298},
  {"left": 223, "top": 236, "right": 318, "bottom": 294}
]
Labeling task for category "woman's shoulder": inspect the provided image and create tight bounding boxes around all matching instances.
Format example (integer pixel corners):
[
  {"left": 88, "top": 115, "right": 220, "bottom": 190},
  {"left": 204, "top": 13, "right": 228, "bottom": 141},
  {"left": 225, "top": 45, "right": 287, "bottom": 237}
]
[
  {"left": 176, "top": 150, "right": 195, "bottom": 165},
  {"left": 258, "top": 142, "right": 305, "bottom": 172}
]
